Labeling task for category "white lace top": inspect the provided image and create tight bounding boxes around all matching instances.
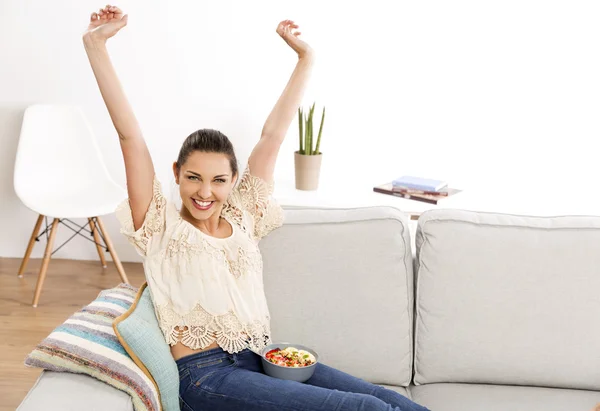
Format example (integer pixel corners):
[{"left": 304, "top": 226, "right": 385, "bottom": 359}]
[{"left": 115, "top": 164, "right": 284, "bottom": 354}]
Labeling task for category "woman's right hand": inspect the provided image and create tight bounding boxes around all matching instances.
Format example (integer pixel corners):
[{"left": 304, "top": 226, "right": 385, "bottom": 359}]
[{"left": 84, "top": 5, "right": 128, "bottom": 45}]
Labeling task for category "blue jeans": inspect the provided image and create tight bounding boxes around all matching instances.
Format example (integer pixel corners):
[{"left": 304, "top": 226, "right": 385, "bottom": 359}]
[{"left": 176, "top": 346, "right": 431, "bottom": 411}]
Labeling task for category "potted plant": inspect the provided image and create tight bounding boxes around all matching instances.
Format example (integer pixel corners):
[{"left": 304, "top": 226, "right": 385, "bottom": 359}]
[{"left": 295, "top": 102, "right": 325, "bottom": 190}]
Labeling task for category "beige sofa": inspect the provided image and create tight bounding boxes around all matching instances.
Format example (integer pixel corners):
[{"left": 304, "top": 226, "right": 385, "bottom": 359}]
[{"left": 19, "top": 207, "right": 600, "bottom": 410}]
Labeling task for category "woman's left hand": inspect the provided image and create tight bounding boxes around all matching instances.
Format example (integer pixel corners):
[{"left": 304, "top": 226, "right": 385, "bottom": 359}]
[{"left": 276, "top": 20, "right": 313, "bottom": 60}]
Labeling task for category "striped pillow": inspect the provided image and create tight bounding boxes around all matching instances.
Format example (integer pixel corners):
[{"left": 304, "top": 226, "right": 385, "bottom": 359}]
[{"left": 24, "top": 283, "right": 160, "bottom": 411}]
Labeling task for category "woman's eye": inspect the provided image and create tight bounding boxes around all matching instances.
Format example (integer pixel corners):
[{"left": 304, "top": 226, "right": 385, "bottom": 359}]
[
  {"left": 215, "top": 179, "right": 226, "bottom": 183},
  {"left": 188, "top": 176, "right": 199, "bottom": 181}
]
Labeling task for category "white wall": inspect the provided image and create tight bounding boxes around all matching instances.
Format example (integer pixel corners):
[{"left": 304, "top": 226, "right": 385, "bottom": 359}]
[{"left": 1, "top": 0, "right": 599, "bottom": 263}]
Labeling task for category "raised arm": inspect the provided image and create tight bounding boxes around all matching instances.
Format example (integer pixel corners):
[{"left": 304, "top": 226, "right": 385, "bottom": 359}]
[
  {"left": 83, "top": 5, "right": 154, "bottom": 231},
  {"left": 248, "top": 20, "right": 315, "bottom": 184}
]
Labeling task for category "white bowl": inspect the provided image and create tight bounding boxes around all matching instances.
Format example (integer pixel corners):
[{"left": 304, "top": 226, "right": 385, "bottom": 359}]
[{"left": 260, "top": 342, "right": 319, "bottom": 383}]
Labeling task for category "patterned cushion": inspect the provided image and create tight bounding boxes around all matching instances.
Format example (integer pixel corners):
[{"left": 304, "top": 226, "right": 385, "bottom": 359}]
[
  {"left": 113, "top": 282, "right": 179, "bottom": 411},
  {"left": 24, "top": 283, "right": 160, "bottom": 411}
]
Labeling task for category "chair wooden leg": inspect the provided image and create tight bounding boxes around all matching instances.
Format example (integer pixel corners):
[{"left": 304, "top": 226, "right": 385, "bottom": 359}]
[
  {"left": 95, "top": 216, "right": 129, "bottom": 284},
  {"left": 89, "top": 218, "right": 107, "bottom": 268},
  {"left": 32, "top": 218, "right": 60, "bottom": 307},
  {"left": 18, "top": 214, "right": 45, "bottom": 277}
]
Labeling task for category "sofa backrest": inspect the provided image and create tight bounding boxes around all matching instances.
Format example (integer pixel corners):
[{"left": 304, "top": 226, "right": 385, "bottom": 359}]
[
  {"left": 413, "top": 209, "right": 600, "bottom": 391},
  {"left": 260, "top": 206, "right": 414, "bottom": 387}
]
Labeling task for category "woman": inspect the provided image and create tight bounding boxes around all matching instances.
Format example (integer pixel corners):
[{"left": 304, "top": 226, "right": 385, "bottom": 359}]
[{"left": 83, "top": 5, "right": 431, "bottom": 411}]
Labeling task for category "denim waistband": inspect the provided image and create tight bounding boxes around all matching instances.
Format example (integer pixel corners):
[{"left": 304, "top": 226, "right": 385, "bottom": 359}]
[{"left": 175, "top": 346, "right": 253, "bottom": 369}]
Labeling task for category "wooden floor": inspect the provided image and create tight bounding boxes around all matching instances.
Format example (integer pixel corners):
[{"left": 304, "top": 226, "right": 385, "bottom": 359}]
[{"left": 0, "top": 256, "right": 144, "bottom": 411}]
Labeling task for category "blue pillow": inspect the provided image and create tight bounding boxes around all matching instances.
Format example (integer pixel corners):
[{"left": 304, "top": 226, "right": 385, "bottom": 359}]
[{"left": 113, "top": 283, "right": 179, "bottom": 411}]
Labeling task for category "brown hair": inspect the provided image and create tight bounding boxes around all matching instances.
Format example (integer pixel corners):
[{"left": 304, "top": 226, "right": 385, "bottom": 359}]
[{"left": 175, "top": 129, "right": 238, "bottom": 178}]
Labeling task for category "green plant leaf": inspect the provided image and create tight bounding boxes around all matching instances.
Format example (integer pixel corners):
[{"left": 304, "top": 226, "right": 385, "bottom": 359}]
[
  {"left": 304, "top": 112, "right": 310, "bottom": 155},
  {"left": 308, "top": 103, "right": 316, "bottom": 155},
  {"left": 298, "top": 107, "right": 304, "bottom": 154},
  {"left": 315, "top": 106, "right": 325, "bottom": 154},
  {"left": 308, "top": 106, "right": 314, "bottom": 155}
]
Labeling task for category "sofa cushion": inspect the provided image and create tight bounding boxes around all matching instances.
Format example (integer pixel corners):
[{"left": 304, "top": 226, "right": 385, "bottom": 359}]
[
  {"left": 379, "top": 385, "right": 410, "bottom": 399},
  {"left": 414, "top": 209, "right": 600, "bottom": 390},
  {"left": 114, "top": 282, "right": 179, "bottom": 411},
  {"left": 18, "top": 371, "right": 133, "bottom": 411},
  {"left": 261, "top": 206, "right": 414, "bottom": 386},
  {"left": 24, "top": 283, "right": 160, "bottom": 411},
  {"left": 409, "top": 383, "right": 600, "bottom": 411}
]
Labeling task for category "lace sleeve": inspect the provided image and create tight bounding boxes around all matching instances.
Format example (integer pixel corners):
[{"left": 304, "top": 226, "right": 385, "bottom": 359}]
[
  {"left": 115, "top": 175, "right": 168, "bottom": 256},
  {"left": 234, "top": 164, "right": 284, "bottom": 240}
]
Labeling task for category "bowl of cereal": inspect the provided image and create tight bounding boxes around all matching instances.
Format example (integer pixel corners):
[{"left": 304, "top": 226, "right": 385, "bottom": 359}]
[{"left": 260, "top": 342, "right": 319, "bottom": 382}]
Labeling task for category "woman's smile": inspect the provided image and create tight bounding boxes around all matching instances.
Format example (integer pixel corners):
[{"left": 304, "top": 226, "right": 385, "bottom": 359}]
[{"left": 192, "top": 199, "right": 214, "bottom": 210}]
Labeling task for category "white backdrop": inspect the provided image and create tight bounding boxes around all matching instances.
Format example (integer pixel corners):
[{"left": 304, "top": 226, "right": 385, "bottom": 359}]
[{"left": 1, "top": 0, "right": 599, "bottom": 263}]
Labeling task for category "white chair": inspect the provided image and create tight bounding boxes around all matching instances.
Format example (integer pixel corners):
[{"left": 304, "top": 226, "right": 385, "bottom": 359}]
[{"left": 14, "top": 104, "right": 130, "bottom": 307}]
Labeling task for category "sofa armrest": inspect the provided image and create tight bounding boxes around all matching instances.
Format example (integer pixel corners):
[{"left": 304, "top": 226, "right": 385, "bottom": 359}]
[{"left": 18, "top": 371, "right": 133, "bottom": 411}]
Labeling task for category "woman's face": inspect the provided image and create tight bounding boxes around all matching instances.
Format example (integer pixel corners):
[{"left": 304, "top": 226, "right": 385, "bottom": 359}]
[{"left": 173, "top": 151, "right": 237, "bottom": 221}]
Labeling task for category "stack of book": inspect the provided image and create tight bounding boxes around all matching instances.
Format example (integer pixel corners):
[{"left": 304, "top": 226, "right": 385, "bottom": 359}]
[{"left": 373, "top": 175, "right": 461, "bottom": 204}]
